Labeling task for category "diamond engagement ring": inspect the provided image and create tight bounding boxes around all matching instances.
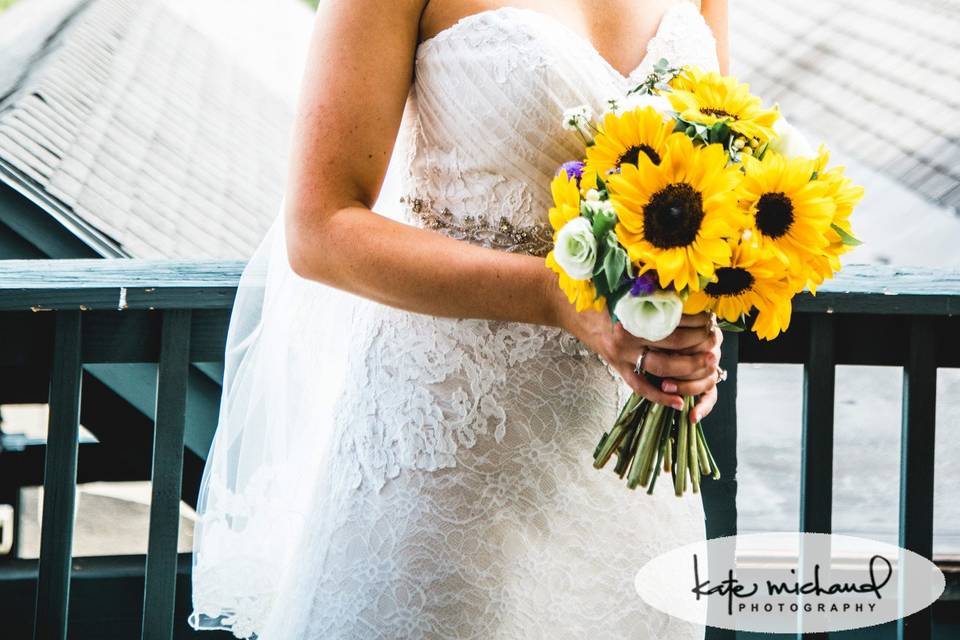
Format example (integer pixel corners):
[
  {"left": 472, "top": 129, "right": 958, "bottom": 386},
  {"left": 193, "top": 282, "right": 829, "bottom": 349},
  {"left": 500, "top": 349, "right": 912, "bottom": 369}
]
[
  {"left": 635, "top": 347, "right": 649, "bottom": 374},
  {"left": 716, "top": 366, "right": 728, "bottom": 383}
]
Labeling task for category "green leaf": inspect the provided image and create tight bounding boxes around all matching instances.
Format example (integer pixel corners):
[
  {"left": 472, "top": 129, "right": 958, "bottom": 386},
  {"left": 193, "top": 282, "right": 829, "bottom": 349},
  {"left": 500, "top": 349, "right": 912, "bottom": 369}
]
[
  {"left": 603, "top": 245, "right": 628, "bottom": 292},
  {"left": 592, "top": 271, "right": 611, "bottom": 298},
  {"left": 717, "top": 316, "right": 748, "bottom": 332},
  {"left": 591, "top": 208, "right": 617, "bottom": 238},
  {"left": 708, "top": 121, "right": 731, "bottom": 144},
  {"left": 580, "top": 201, "right": 595, "bottom": 221},
  {"left": 604, "top": 280, "right": 635, "bottom": 313},
  {"left": 832, "top": 223, "right": 863, "bottom": 246}
]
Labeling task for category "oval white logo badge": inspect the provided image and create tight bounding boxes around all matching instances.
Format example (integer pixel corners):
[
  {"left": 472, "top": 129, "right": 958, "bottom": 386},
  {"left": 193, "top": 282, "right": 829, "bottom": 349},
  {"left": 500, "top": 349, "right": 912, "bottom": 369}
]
[{"left": 635, "top": 532, "right": 945, "bottom": 633}]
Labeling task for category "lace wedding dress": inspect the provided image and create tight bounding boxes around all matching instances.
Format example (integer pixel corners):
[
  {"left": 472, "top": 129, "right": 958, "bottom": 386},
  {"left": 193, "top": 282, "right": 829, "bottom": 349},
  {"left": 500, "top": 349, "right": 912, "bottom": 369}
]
[{"left": 190, "top": 2, "right": 719, "bottom": 638}]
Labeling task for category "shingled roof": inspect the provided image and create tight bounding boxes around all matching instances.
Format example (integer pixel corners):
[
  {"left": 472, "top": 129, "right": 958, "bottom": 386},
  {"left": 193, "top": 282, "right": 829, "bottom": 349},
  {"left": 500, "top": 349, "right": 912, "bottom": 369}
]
[
  {"left": 730, "top": 0, "right": 960, "bottom": 213},
  {"left": 0, "top": 0, "right": 293, "bottom": 258}
]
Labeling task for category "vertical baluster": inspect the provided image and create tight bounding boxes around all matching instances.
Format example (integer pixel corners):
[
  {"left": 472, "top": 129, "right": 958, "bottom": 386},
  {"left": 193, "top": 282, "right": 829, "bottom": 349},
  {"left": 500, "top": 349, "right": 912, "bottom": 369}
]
[
  {"left": 34, "top": 311, "right": 82, "bottom": 640},
  {"left": 702, "top": 331, "right": 739, "bottom": 640},
  {"left": 800, "top": 315, "right": 835, "bottom": 534},
  {"left": 141, "top": 310, "right": 191, "bottom": 640},
  {"left": 800, "top": 315, "right": 835, "bottom": 640},
  {"left": 898, "top": 316, "right": 937, "bottom": 640}
]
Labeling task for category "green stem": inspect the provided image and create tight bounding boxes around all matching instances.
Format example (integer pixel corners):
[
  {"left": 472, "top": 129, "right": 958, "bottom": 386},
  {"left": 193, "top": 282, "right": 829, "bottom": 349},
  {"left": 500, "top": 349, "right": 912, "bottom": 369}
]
[
  {"left": 688, "top": 402, "right": 701, "bottom": 494},
  {"left": 696, "top": 421, "right": 721, "bottom": 480},
  {"left": 593, "top": 394, "right": 645, "bottom": 468},
  {"left": 627, "top": 403, "right": 663, "bottom": 489},
  {"left": 675, "top": 400, "right": 689, "bottom": 496},
  {"left": 696, "top": 422, "right": 712, "bottom": 475},
  {"left": 646, "top": 407, "right": 674, "bottom": 495}
]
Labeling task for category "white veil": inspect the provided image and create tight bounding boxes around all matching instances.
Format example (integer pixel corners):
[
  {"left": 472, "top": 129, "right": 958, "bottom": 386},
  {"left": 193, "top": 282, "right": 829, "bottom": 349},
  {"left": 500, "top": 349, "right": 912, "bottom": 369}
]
[{"left": 188, "top": 94, "right": 411, "bottom": 636}]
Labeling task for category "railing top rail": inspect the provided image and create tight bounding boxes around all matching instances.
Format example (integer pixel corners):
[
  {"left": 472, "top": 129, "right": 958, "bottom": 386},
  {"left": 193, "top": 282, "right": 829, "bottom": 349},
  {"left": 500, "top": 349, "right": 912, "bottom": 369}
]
[
  {"left": 0, "top": 260, "right": 957, "bottom": 314},
  {"left": 792, "top": 264, "right": 960, "bottom": 315},
  {"left": 0, "top": 259, "right": 245, "bottom": 311}
]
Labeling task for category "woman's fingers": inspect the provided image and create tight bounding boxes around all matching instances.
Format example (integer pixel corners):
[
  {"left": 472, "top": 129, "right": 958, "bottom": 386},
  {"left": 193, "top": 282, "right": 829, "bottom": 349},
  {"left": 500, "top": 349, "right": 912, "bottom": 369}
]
[
  {"left": 641, "top": 348, "right": 717, "bottom": 381},
  {"left": 678, "top": 312, "right": 712, "bottom": 328},
  {"left": 664, "top": 325, "right": 723, "bottom": 354},
  {"left": 661, "top": 375, "right": 717, "bottom": 397},
  {"left": 620, "top": 366, "right": 684, "bottom": 410},
  {"left": 691, "top": 386, "right": 718, "bottom": 424}
]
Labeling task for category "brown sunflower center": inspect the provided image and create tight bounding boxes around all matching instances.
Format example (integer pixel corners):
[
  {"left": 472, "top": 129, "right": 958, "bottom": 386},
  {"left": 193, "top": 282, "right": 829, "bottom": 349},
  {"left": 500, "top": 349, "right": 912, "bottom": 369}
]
[
  {"left": 643, "top": 183, "right": 704, "bottom": 249},
  {"left": 700, "top": 107, "right": 736, "bottom": 119},
  {"left": 618, "top": 144, "right": 661, "bottom": 167},
  {"left": 705, "top": 267, "right": 755, "bottom": 297},
  {"left": 756, "top": 192, "right": 795, "bottom": 238}
]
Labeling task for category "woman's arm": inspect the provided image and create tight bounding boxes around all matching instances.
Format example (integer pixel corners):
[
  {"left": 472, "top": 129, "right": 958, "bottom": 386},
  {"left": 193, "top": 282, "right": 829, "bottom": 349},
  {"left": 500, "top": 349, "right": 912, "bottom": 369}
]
[
  {"left": 284, "top": 0, "right": 722, "bottom": 415},
  {"left": 285, "top": 0, "right": 557, "bottom": 328},
  {"left": 700, "top": 0, "right": 730, "bottom": 74}
]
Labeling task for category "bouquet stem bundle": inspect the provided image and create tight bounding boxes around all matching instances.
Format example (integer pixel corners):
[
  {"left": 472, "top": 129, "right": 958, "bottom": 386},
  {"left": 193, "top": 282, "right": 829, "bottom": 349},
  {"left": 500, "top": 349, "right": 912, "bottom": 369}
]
[{"left": 592, "top": 392, "right": 720, "bottom": 496}]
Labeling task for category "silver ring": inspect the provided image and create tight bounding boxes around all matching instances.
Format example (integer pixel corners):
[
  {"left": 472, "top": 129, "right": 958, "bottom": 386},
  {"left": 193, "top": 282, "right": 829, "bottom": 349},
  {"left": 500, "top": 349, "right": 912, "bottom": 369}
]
[
  {"left": 634, "top": 348, "right": 649, "bottom": 374},
  {"left": 716, "top": 366, "right": 728, "bottom": 383}
]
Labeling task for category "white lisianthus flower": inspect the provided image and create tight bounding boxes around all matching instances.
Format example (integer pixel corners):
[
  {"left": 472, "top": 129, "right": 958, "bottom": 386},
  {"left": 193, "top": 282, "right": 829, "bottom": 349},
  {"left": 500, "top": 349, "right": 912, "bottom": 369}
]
[
  {"left": 553, "top": 217, "right": 598, "bottom": 280},
  {"left": 607, "top": 92, "right": 671, "bottom": 117},
  {"left": 614, "top": 289, "right": 684, "bottom": 342},
  {"left": 771, "top": 116, "right": 814, "bottom": 159}
]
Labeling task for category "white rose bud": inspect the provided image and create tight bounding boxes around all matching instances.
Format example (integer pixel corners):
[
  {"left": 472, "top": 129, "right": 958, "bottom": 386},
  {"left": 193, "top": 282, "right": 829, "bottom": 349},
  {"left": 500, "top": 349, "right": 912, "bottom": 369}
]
[
  {"left": 771, "top": 116, "right": 814, "bottom": 159},
  {"left": 553, "top": 217, "right": 598, "bottom": 280},
  {"left": 614, "top": 289, "right": 684, "bottom": 342},
  {"left": 582, "top": 198, "right": 615, "bottom": 218}
]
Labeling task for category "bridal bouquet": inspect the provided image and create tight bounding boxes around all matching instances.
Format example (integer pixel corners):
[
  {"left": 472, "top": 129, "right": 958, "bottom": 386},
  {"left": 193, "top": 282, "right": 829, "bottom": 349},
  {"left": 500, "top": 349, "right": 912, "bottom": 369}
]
[{"left": 547, "top": 60, "right": 864, "bottom": 496}]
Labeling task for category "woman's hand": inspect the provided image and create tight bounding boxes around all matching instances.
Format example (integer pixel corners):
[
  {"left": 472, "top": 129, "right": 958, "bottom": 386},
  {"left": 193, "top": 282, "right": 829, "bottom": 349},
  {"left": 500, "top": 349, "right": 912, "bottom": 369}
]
[
  {"left": 646, "top": 314, "right": 722, "bottom": 424},
  {"left": 550, "top": 285, "right": 722, "bottom": 422}
]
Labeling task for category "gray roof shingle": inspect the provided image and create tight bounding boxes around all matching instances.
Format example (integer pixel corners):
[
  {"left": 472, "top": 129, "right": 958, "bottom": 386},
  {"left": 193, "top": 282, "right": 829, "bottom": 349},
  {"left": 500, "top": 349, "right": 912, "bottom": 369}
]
[
  {"left": 731, "top": 0, "right": 960, "bottom": 212},
  {"left": 0, "top": 0, "right": 293, "bottom": 258}
]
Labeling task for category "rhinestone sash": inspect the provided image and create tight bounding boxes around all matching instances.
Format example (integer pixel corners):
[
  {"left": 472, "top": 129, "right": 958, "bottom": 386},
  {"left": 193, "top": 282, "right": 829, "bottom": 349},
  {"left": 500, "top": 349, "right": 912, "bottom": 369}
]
[{"left": 402, "top": 196, "right": 554, "bottom": 257}]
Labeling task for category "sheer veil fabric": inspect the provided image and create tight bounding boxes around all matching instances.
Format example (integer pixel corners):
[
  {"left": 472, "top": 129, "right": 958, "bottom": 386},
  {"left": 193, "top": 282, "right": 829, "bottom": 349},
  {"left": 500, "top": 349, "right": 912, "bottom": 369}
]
[
  {"left": 188, "top": 114, "right": 410, "bottom": 635},
  {"left": 190, "top": 2, "right": 718, "bottom": 637}
]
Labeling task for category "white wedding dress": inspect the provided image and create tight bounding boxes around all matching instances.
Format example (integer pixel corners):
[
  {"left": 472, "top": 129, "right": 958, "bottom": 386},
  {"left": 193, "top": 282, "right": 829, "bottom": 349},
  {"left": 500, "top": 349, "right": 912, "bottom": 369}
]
[{"left": 190, "top": 2, "right": 719, "bottom": 638}]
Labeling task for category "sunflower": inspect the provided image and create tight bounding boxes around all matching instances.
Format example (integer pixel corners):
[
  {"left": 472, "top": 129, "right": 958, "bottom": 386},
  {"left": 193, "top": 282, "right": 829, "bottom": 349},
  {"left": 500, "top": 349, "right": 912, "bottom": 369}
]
[
  {"left": 548, "top": 171, "right": 582, "bottom": 237},
  {"left": 684, "top": 238, "right": 794, "bottom": 340},
  {"left": 668, "top": 65, "right": 704, "bottom": 92},
  {"left": 739, "top": 151, "right": 837, "bottom": 283},
  {"left": 800, "top": 147, "right": 865, "bottom": 293},
  {"left": 668, "top": 71, "right": 779, "bottom": 144},
  {"left": 583, "top": 106, "right": 675, "bottom": 185},
  {"left": 608, "top": 132, "right": 745, "bottom": 292}
]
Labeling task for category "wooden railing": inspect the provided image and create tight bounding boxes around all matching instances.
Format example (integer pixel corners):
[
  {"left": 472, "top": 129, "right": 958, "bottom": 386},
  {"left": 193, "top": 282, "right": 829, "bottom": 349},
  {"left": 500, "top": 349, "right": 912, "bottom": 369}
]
[
  {"left": 0, "top": 260, "right": 241, "bottom": 640},
  {"left": 0, "top": 260, "right": 956, "bottom": 640}
]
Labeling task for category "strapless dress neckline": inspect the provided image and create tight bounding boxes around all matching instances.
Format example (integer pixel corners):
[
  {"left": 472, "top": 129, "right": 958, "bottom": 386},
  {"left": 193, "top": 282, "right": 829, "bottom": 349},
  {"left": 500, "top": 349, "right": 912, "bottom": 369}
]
[{"left": 416, "top": 2, "right": 708, "bottom": 82}]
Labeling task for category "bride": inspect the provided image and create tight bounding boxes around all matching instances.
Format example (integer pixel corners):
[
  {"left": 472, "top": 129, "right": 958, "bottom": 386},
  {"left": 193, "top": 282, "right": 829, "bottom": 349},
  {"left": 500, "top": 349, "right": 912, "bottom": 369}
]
[{"left": 190, "top": 0, "right": 727, "bottom": 637}]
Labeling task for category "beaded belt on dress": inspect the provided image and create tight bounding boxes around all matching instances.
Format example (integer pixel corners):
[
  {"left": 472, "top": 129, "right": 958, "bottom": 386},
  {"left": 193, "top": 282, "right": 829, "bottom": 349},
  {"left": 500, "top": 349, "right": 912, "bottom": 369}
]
[
  {"left": 401, "top": 195, "right": 554, "bottom": 258},
  {"left": 400, "top": 195, "right": 594, "bottom": 358}
]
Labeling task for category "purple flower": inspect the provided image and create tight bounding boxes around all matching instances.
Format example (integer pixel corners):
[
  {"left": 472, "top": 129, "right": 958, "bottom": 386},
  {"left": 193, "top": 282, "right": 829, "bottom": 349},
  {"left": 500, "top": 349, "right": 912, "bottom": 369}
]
[
  {"left": 629, "top": 273, "right": 658, "bottom": 296},
  {"left": 557, "top": 160, "right": 585, "bottom": 185}
]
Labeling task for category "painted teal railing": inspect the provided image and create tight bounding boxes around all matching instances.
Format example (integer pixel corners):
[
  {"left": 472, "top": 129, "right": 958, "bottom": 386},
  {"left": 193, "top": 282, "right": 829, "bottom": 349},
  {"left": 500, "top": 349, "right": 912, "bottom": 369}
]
[{"left": 0, "top": 259, "right": 956, "bottom": 640}]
